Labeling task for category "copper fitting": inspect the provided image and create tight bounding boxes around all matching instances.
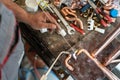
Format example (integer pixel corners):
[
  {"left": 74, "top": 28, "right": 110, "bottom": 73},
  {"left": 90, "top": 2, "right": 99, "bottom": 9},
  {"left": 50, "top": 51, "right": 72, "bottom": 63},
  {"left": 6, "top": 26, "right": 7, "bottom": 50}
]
[
  {"left": 65, "top": 17, "right": 84, "bottom": 29},
  {"left": 61, "top": 7, "right": 77, "bottom": 17},
  {"left": 105, "top": 47, "right": 120, "bottom": 66},
  {"left": 76, "top": 49, "right": 119, "bottom": 80},
  {"left": 64, "top": 7, "right": 76, "bottom": 14},
  {"left": 65, "top": 54, "right": 74, "bottom": 71},
  {"left": 93, "top": 25, "right": 120, "bottom": 56},
  {"left": 75, "top": 18, "right": 84, "bottom": 29},
  {"left": 61, "top": 7, "right": 84, "bottom": 29},
  {"left": 103, "top": 5, "right": 116, "bottom": 10},
  {"left": 71, "top": 2, "right": 77, "bottom": 9},
  {"left": 110, "top": 59, "right": 120, "bottom": 64}
]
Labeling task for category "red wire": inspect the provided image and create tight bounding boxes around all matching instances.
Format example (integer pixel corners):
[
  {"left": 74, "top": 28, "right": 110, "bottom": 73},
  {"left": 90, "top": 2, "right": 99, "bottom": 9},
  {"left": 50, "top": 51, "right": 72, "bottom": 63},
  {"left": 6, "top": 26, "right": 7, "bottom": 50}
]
[
  {"left": 0, "top": 64, "right": 1, "bottom": 79},
  {"left": 0, "top": 20, "right": 18, "bottom": 80}
]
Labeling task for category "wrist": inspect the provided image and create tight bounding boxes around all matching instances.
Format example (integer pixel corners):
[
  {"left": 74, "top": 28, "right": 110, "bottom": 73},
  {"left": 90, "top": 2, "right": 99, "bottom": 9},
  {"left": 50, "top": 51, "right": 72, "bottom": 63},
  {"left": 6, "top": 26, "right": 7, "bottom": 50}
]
[
  {"left": 25, "top": 13, "right": 35, "bottom": 28},
  {"left": 2, "top": 0, "right": 32, "bottom": 25},
  {"left": 22, "top": 12, "right": 32, "bottom": 24}
]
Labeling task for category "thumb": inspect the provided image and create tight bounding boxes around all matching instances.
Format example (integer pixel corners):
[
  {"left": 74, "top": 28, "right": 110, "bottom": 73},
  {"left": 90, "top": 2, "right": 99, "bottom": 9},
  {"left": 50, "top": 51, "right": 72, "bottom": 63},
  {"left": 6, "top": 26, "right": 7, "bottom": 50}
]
[{"left": 41, "top": 23, "right": 57, "bottom": 29}]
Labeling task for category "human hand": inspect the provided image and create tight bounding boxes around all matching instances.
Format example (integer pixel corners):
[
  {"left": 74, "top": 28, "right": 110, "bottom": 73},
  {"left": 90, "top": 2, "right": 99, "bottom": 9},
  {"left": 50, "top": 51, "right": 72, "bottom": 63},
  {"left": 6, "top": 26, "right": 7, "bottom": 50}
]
[{"left": 28, "top": 12, "right": 57, "bottom": 30}]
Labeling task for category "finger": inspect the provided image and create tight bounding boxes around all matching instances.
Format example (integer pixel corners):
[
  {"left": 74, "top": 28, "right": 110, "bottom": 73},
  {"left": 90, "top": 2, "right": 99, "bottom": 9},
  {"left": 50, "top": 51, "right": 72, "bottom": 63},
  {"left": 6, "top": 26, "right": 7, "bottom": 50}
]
[
  {"left": 40, "top": 22, "right": 56, "bottom": 29},
  {"left": 44, "top": 12, "right": 57, "bottom": 23},
  {"left": 43, "top": 12, "right": 61, "bottom": 30},
  {"left": 37, "top": 12, "right": 47, "bottom": 22}
]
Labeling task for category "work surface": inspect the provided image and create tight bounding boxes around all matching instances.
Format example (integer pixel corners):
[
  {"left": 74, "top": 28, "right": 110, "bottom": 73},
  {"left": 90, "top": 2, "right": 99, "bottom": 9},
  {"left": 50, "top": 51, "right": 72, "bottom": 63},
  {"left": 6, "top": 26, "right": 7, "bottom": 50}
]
[
  {"left": 21, "top": 19, "right": 120, "bottom": 80},
  {"left": 17, "top": 0, "right": 120, "bottom": 79},
  {"left": 38, "top": 20, "right": 120, "bottom": 80}
]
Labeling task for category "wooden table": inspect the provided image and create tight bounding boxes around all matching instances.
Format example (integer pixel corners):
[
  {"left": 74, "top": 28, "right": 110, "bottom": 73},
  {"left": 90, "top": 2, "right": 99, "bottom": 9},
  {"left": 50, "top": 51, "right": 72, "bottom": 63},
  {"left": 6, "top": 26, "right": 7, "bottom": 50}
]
[{"left": 17, "top": 1, "right": 120, "bottom": 79}]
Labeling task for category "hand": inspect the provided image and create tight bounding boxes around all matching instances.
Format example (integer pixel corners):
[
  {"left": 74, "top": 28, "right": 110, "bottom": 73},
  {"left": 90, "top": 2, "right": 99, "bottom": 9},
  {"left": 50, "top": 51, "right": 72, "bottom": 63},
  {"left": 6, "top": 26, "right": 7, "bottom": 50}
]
[
  {"left": 28, "top": 12, "right": 57, "bottom": 30},
  {"left": 2, "top": 0, "right": 58, "bottom": 30}
]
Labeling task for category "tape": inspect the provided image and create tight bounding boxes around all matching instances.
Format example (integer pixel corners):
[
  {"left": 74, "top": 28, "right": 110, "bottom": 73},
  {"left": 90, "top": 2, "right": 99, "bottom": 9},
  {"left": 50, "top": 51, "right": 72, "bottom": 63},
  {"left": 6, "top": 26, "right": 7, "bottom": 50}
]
[{"left": 25, "top": 0, "right": 38, "bottom": 12}]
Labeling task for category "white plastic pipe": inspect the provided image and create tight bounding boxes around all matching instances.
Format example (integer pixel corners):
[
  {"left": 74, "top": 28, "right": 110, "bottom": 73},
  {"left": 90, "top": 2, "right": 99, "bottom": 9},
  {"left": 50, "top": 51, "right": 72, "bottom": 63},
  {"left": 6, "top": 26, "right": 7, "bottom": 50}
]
[{"left": 40, "top": 51, "right": 70, "bottom": 80}]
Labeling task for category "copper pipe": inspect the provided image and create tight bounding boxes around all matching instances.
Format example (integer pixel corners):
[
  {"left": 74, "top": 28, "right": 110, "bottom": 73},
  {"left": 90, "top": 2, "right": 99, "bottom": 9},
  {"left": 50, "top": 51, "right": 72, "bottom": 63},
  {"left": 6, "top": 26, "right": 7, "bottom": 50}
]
[
  {"left": 40, "top": 51, "right": 70, "bottom": 80},
  {"left": 64, "top": 8, "right": 77, "bottom": 18},
  {"left": 65, "top": 54, "right": 74, "bottom": 71},
  {"left": 61, "top": 9, "right": 68, "bottom": 16},
  {"left": 105, "top": 49, "right": 120, "bottom": 66},
  {"left": 71, "top": 2, "right": 77, "bottom": 9},
  {"left": 61, "top": 7, "right": 84, "bottom": 30},
  {"left": 65, "top": 17, "right": 84, "bottom": 29},
  {"left": 103, "top": 5, "right": 116, "bottom": 10},
  {"left": 65, "top": 16, "right": 76, "bottom": 21},
  {"left": 76, "top": 49, "right": 119, "bottom": 80},
  {"left": 61, "top": 7, "right": 77, "bottom": 18},
  {"left": 45, "top": 51, "right": 70, "bottom": 76},
  {"left": 110, "top": 59, "right": 120, "bottom": 64},
  {"left": 64, "top": 50, "right": 80, "bottom": 71},
  {"left": 93, "top": 25, "right": 120, "bottom": 56},
  {"left": 75, "top": 18, "right": 84, "bottom": 29},
  {"left": 62, "top": 7, "right": 76, "bottom": 13}
]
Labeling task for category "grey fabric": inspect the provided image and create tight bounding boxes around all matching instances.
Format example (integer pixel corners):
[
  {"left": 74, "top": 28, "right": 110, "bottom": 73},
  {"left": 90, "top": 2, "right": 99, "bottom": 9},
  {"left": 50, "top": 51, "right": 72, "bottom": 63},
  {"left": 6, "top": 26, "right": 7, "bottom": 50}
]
[
  {"left": 0, "top": 3, "right": 24, "bottom": 80},
  {"left": 2, "top": 37, "right": 24, "bottom": 80},
  {"left": 0, "top": 3, "right": 15, "bottom": 63}
]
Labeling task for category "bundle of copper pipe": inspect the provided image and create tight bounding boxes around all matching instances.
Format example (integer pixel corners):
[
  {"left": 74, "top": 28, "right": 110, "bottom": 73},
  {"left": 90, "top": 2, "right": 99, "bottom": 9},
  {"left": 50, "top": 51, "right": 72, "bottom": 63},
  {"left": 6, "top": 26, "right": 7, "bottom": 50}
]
[{"left": 61, "top": 7, "right": 84, "bottom": 29}]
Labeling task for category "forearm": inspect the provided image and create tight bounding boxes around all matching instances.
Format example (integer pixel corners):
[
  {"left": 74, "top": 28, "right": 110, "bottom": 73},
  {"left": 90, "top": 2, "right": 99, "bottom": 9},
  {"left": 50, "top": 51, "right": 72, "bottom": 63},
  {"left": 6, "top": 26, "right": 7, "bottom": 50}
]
[
  {"left": 0, "top": 0, "right": 31, "bottom": 24},
  {"left": 0, "top": 0, "right": 57, "bottom": 30}
]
